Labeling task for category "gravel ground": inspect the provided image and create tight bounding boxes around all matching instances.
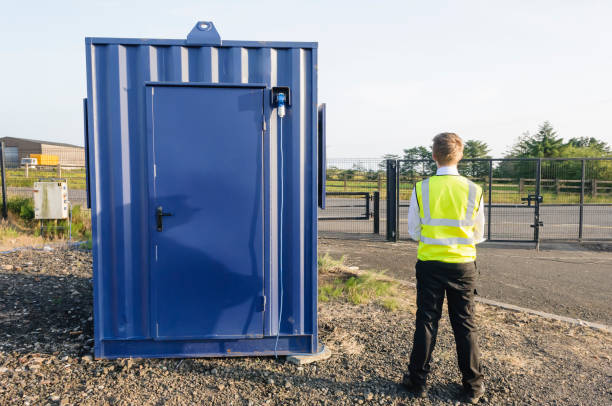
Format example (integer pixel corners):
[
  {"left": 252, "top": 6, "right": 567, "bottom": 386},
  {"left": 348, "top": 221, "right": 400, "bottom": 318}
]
[{"left": 1, "top": 249, "right": 611, "bottom": 405}]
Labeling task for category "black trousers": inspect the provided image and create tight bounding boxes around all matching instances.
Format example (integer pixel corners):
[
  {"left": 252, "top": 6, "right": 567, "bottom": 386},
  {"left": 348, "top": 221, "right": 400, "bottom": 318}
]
[{"left": 408, "top": 260, "right": 484, "bottom": 391}]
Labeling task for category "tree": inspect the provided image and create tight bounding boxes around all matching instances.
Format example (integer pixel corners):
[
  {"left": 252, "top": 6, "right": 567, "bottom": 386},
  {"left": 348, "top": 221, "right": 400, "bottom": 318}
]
[
  {"left": 565, "top": 137, "right": 610, "bottom": 154},
  {"left": 378, "top": 154, "right": 401, "bottom": 171},
  {"left": 401, "top": 146, "right": 435, "bottom": 176},
  {"left": 509, "top": 122, "right": 564, "bottom": 158},
  {"left": 500, "top": 122, "right": 612, "bottom": 180},
  {"left": 463, "top": 140, "right": 491, "bottom": 159},
  {"left": 462, "top": 140, "right": 491, "bottom": 178}
]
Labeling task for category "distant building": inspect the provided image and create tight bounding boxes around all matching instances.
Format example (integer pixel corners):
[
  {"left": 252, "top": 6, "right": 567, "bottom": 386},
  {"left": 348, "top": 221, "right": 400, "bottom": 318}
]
[{"left": 0, "top": 137, "right": 85, "bottom": 167}]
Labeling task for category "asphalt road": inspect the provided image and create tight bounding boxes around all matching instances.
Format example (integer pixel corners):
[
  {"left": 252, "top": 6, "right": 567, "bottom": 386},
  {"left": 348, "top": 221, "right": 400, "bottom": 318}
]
[
  {"left": 319, "top": 197, "right": 612, "bottom": 240},
  {"left": 318, "top": 237, "right": 612, "bottom": 325}
]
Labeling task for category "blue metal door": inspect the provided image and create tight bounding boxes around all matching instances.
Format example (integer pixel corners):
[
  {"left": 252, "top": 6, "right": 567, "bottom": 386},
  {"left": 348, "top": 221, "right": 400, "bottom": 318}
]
[{"left": 147, "top": 84, "right": 265, "bottom": 340}]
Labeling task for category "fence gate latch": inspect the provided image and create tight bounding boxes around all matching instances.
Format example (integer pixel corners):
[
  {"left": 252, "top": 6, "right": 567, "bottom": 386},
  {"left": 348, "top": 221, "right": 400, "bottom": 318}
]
[{"left": 521, "top": 194, "right": 543, "bottom": 207}]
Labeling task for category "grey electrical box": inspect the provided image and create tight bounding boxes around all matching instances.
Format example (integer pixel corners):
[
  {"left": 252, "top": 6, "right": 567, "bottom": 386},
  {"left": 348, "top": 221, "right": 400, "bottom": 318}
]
[{"left": 33, "top": 182, "right": 69, "bottom": 219}]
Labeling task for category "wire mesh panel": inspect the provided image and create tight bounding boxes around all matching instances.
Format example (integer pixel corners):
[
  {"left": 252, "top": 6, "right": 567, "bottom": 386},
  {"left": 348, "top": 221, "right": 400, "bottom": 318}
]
[
  {"left": 583, "top": 159, "right": 612, "bottom": 240},
  {"left": 0, "top": 146, "right": 88, "bottom": 208},
  {"left": 396, "top": 158, "right": 538, "bottom": 241},
  {"left": 315, "top": 158, "right": 612, "bottom": 241},
  {"left": 318, "top": 158, "right": 386, "bottom": 237},
  {"left": 487, "top": 159, "right": 537, "bottom": 241},
  {"left": 318, "top": 192, "right": 370, "bottom": 220},
  {"left": 539, "top": 159, "right": 580, "bottom": 240}
]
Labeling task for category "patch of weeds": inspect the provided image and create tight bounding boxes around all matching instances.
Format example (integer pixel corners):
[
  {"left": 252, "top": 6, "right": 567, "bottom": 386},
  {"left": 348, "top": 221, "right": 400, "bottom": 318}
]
[
  {"left": 318, "top": 253, "right": 346, "bottom": 273},
  {"left": 7, "top": 197, "right": 35, "bottom": 220},
  {"left": 0, "top": 224, "right": 20, "bottom": 240},
  {"left": 4, "top": 198, "right": 91, "bottom": 241},
  {"left": 344, "top": 273, "right": 396, "bottom": 304},
  {"left": 381, "top": 298, "right": 400, "bottom": 312},
  {"left": 69, "top": 205, "right": 92, "bottom": 240},
  {"left": 319, "top": 283, "right": 344, "bottom": 302},
  {"left": 318, "top": 271, "right": 400, "bottom": 311},
  {"left": 81, "top": 239, "right": 92, "bottom": 250}
]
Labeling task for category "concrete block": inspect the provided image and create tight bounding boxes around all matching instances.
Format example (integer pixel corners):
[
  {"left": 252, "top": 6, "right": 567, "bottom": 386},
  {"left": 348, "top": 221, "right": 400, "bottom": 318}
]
[{"left": 286, "top": 345, "right": 332, "bottom": 365}]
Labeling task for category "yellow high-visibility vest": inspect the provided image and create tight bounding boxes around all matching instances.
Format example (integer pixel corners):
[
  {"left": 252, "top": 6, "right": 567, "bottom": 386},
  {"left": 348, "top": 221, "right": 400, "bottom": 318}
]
[{"left": 415, "top": 176, "right": 483, "bottom": 263}]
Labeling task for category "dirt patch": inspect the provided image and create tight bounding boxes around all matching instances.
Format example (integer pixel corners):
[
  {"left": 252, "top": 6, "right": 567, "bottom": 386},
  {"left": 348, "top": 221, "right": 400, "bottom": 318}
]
[{"left": 1, "top": 249, "right": 611, "bottom": 405}]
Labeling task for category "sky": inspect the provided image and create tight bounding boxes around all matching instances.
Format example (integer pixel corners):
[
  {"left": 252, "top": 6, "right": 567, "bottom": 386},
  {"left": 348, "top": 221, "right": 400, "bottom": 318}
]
[{"left": 1, "top": 0, "right": 611, "bottom": 158}]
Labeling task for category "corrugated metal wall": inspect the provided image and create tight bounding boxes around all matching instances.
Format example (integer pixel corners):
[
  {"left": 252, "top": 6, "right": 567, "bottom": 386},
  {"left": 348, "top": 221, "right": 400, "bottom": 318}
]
[{"left": 86, "top": 33, "right": 318, "bottom": 353}]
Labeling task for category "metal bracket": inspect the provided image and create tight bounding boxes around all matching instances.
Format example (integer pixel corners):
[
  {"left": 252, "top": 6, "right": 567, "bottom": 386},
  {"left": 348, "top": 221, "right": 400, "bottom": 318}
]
[{"left": 186, "top": 21, "right": 221, "bottom": 46}]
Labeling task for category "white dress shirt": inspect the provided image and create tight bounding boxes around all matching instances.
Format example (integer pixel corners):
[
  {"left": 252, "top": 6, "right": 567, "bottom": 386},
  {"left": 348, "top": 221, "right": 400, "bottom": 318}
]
[{"left": 408, "top": 166, "right": 486, "bottom": 244}]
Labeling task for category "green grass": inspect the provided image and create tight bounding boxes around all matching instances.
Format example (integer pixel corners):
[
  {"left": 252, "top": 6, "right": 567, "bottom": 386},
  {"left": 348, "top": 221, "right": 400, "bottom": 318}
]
[
  {"left": 325, "top": 179, "right": 611, "bottom": 204},
  {"left": 0, "top": 224, "right": 19, "bottom": 240},
  {"left": 318, "top": 253, "right": 346, "bottom": 273},
  {"left": 381, "top": 297, "right": 400, "bottom": 312},
  {"left": 6, "top": 168, "right": 87, "bottom": 190},
  {"left": 319, "top": 272, "right": 398, "bottom": 307},
  {"left": 318, "top": 254, "right": 400, "bottom": 310},
  {"left": 4, "top": 197, "right": 91, "bottom": 240}
]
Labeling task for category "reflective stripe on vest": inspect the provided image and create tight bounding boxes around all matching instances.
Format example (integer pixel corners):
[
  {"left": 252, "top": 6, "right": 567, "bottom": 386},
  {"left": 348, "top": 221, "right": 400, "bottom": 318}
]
[
  {"left": 418, "top": 177, "right": 480, "bottom": 246},
  {"left": 420, "top": 178, "right": 479, "bottom": 228}
]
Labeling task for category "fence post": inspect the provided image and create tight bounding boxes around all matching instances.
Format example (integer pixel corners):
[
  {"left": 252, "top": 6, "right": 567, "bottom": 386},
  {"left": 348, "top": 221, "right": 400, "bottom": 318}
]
[
  {"left": 25, "top": 163, "right": 29, "bottom": 178},
  {"left": 386, "top": 160, "right": 399, "bottom": 241},
  {"left": 373, "top": 191, "right": 380, "bottom": 234},
  {"left": 519, "top": 178, "right": 524, "bottom": 194},
  {"left": 0, "top": 141, "right": 7, "bottom": 220},
  {"left": 343, "top": 178, "right": 347, "bottom": 192},
  {"left": 377, "top": 174, "right": 382, "bottom": 197},
  {"left": 592, "top": 179, "right": 598, "bottom": 198},
  {"left": 57, "top": 163, "right": 62, "bottom": 178},
  {"left": 534, "top": 159, "right": 542, "bottom": 250},
  {"left": 488, "top": 159, "right": 493, "bottom": 240},
  {"left": 579, "top": 159, "right": 585, "bottom": 241}
]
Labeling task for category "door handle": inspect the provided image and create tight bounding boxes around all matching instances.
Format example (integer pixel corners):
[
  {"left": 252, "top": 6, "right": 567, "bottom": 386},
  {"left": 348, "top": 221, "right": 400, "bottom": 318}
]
[{"left": 156, "top": 206, "right": 173, "bottom": 232}]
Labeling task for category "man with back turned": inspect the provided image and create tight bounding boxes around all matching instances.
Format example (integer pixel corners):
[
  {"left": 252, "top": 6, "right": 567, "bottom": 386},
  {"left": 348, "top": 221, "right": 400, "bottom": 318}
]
[{"left": 401, "top": 133, "right": 486, "bottom": 404}]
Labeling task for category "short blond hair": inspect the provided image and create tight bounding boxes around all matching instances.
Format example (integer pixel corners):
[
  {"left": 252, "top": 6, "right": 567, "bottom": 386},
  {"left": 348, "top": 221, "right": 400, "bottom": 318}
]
[{"left": 432, "top": 133, "right": 464, "bottom": 165}]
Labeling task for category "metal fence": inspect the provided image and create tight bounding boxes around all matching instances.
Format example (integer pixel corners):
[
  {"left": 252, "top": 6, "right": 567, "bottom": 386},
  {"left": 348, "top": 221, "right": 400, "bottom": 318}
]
[
  {"left": 3, "top": 143, "right": 610, "bottom": 243},
  {"left": 319, "top": 158, "right": 612, "bottom": 243},
  {"left": 0, "top": 142, "right": 89, "bottom": 213},
  {"left": 318, "top": 158, "right": 387, "bottom": 237}
]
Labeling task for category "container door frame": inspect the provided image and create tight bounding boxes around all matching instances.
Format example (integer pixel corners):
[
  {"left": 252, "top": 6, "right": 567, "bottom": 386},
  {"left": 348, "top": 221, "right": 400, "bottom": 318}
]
[{"left": 144, "top": 82, "right": 270, "bottom": 340}]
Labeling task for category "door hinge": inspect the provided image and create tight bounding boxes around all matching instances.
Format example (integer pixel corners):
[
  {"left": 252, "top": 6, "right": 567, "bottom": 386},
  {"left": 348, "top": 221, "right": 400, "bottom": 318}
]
[{"left": 260, "top": 295, "right": 266, "bottom": 311}]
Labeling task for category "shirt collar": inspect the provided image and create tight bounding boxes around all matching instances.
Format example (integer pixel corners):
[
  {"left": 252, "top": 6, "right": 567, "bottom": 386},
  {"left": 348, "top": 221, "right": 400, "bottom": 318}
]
[{"left": 436, "top": 165, "right": 459, "bottom": 176}]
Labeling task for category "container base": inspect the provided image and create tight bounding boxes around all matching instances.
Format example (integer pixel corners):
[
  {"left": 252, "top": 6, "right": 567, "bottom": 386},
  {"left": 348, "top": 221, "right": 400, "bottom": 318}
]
[{"left": 96, "top": 335, "right": 316, "bottom": 359}]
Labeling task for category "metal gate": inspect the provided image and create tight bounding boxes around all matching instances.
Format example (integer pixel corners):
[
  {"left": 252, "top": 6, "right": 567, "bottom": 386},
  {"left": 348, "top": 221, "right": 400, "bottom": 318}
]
[
  {"left": 319, "top": 192, "right": 371, "bottom": 221},
  {"left": 318, "top": 158, "right": 612, "bottom": 243},
  {"left": 389, "top": 158, "right": 612, "bottom": 243}
]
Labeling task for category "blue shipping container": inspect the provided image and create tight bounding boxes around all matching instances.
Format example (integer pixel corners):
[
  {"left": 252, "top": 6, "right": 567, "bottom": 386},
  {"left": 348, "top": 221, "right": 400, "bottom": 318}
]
[{"left": 84, "top": 21, "right": 323, "bottom": 358}]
